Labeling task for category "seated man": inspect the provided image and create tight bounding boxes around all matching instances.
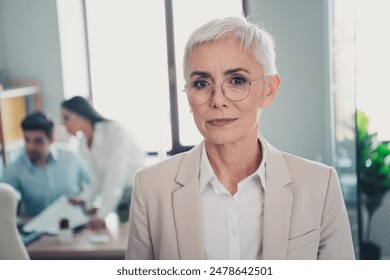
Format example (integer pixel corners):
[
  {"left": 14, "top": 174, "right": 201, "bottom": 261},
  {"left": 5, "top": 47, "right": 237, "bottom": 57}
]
[{"left": 2, "top": 112, "right": 91, "bottom": 216}]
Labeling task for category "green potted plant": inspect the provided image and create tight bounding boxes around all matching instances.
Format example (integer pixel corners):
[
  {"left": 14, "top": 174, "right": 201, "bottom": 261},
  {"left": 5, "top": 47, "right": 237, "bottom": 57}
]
[{"left": 357, "top": 111, "right": 390, "bottom": 259}]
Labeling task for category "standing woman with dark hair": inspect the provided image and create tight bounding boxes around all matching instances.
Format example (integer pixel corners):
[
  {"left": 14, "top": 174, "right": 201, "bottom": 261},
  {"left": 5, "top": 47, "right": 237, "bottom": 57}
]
[{"left": 61, "top": 96, "right": 145, "bottom": 230}]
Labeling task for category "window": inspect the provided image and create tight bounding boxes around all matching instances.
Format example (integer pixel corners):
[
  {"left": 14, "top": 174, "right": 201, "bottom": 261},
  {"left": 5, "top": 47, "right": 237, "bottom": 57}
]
[
  {"left": 81, "top": 0, "right": 243, "bottom": 155},
  {"left": 85, "top": 0, "right": 170, "bottom": 154},
  {"left": 57, "top": 0, "right": 90, "bottom": 99},
  {"left": 355, "top": 0, "right": 390, "bottom": 141},
  {"left": 332, "top": 0, "right": 390, "bottom": 258},
  {"left": 172, "top": 0, "right": 243, "bottom": 146}
]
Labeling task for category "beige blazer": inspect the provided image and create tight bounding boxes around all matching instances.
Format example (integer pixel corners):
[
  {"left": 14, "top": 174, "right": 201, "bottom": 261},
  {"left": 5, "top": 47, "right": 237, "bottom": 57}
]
[{"left": 126, "top": 139, "right": 355, "bottom": 260}]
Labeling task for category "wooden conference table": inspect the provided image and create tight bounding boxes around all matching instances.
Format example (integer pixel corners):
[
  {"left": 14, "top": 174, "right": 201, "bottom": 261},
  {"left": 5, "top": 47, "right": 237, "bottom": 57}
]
[{"left": 27, "top": 214, "right": 129, "bottom": 260}]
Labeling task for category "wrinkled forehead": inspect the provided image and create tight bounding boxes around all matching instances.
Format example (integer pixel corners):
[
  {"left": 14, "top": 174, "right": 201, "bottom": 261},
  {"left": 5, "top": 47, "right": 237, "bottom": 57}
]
[{"left": 185, "top": 37, "right": 256, "bottom": 70}]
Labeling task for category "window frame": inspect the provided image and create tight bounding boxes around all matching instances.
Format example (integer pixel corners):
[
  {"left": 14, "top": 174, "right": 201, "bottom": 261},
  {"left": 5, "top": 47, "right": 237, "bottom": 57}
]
[{"left": 81, "top": 0, "right": 248, "bottom": 156}]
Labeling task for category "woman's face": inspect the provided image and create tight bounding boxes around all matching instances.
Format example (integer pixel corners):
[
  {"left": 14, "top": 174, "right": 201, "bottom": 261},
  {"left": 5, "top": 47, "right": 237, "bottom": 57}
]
[
  {"left": 185, "top": 37, "right": 279, "bottom": 146},
  {"left": 61, "top": 108, "right": 84, "bottom": 135}
]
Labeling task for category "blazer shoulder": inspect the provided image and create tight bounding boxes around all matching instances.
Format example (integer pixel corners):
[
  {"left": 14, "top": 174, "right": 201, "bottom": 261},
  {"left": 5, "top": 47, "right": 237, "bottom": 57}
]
[
  {"left": 134, "top": 152, "right": 188, "bottom": 193},
  {"left": 139, "top": 152, "right": 187, "bottom": 175},
  {"left": 138, "top": 143, "right": 202, "bottom": 177},
  {"left": 282, "top": 152, "right": 333, "bottom": 171},
  {"left": 281, "top": 152, "right": 336, "bottom": 186}
]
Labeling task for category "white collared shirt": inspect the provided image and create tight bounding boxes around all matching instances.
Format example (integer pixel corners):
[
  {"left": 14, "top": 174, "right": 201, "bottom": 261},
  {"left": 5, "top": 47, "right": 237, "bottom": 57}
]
[
  {"left": 199, "top": 137, "right": 267, "bottom": 260},
  {"left": 78, "top": 121, "right": 145, "bottom": 218}
]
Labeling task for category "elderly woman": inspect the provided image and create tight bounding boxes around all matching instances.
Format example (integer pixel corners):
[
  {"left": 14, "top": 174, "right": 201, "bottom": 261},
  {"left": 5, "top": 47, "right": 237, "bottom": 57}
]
[
  {"left": 126, "top": 17, "right": 354, "bottom": 260},
  {"left": 61, "top": 96, "right": 145, "bottom": 230}
]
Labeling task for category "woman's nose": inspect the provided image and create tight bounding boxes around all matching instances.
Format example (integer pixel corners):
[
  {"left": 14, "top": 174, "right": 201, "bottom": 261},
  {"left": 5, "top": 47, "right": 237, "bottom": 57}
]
[{"left": 209, "top": 84, "right": 229, "bottom": 108}]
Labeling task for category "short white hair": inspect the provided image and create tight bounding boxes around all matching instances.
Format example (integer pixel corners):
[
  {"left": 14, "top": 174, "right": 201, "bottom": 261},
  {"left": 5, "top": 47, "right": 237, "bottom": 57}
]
[{"left": 183, "top": 17, "right": 277, "bottom": 78}]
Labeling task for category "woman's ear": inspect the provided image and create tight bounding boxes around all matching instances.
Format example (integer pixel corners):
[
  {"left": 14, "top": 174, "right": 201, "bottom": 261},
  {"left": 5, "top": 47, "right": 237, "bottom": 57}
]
[{"left": 261, "top": 74, "right": 280, "bottom": 108}]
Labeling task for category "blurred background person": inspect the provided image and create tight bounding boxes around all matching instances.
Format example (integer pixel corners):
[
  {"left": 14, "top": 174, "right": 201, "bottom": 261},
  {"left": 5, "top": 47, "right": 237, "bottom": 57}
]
[
  {"left": 2, "top": 112, "right": 91, "bottom": 216},
  {"left": 61, "top": 96, "right": 145, "bottom": 230}
]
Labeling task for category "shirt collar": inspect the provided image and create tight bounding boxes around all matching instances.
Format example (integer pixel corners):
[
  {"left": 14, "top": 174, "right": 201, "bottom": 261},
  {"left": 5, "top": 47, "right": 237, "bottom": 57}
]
[{"left": 199, "top": 136, "right": 267, "bottom": 194}]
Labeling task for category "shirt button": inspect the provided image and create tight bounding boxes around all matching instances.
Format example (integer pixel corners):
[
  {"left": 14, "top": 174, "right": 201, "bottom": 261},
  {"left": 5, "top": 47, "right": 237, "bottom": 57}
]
[{"left": 231, "top": 228, "right": 237, "bottom": 235}]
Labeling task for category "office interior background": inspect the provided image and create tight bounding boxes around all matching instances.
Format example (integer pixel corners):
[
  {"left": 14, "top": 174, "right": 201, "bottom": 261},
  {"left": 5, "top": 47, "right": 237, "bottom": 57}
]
[{"left": 0, "top": 0, "right": 389, "bottom": 259}]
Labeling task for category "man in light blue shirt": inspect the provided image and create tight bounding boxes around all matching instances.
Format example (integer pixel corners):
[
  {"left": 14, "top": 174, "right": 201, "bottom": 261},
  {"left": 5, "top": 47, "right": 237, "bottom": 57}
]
[{"left": 2, "top": 112, "right": 91, "bottom": 216}]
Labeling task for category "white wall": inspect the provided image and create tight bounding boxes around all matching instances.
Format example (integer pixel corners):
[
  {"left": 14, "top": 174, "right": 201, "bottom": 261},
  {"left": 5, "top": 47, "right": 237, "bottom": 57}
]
[
  {"left": 0, "top": 0, "right": 64, "bottom": 121},
  {"left": 247, "top": 0, "right": 332, "bottom": 165}
]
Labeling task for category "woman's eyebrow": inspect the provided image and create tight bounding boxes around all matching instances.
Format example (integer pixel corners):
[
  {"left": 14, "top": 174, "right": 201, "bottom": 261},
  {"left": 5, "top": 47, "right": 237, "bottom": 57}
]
[
  {"left": 224, "top": 67, "right": 250, "bottom": 75},
  {"left": 189, "top": 68, "right": 250, "bottom": 79},
  {"left": 189, "top": 71, "right": 212, "bottom": 78}
]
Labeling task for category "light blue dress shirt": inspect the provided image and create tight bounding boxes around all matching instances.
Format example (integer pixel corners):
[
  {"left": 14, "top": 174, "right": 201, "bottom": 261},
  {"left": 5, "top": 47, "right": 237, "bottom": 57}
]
[{"left": 3, "top": 144, "right": 91, "bottom": 216}]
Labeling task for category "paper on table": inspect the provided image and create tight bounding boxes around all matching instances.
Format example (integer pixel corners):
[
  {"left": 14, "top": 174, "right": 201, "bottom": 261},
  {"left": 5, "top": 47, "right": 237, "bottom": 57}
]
[{"left": 23, "top": 195, "right": 89, "bottom": 235}]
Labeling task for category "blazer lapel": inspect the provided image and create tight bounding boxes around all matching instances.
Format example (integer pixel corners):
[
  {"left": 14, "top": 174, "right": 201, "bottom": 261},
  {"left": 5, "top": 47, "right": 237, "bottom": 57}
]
[
  {"left": 262, "top": 139, "right": 293, "bottom": 259},
  {"left": 173, "top": 143, "right": 205, "bottom": 259},
  {"left": 171, "top": 139, "right": 293, "bottom": 259}
]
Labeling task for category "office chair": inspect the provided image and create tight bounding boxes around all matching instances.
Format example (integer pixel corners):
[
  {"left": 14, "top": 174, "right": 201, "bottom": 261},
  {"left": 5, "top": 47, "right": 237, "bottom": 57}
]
[{"left": 0, "top": 183, "right": 29, "bottom": 260}]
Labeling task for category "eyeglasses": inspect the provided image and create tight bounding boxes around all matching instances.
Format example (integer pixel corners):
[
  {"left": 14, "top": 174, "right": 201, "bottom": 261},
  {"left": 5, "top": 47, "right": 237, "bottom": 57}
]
[{"left": 184, "top": 76, "right": 266, "bottom": 105}]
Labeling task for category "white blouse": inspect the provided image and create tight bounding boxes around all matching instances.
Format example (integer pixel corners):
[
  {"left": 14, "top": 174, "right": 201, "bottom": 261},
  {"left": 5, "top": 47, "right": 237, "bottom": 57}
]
[
  {"left": 199, "top": 137, "right": 267, "bottom": 259},
  {"left": 79, "top": 121, "right": 145, "bottom": 219}
]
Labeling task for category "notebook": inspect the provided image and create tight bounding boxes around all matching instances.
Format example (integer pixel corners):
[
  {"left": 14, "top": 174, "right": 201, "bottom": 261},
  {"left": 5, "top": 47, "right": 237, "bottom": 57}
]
[{"left": 23, "top": 195, "right": 89, "bottom": 235}]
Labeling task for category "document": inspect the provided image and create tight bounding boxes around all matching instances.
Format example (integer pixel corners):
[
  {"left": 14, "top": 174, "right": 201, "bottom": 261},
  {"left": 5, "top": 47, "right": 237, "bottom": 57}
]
[{"left": 23, "top": 195, "right": 89, "bottom": 234}]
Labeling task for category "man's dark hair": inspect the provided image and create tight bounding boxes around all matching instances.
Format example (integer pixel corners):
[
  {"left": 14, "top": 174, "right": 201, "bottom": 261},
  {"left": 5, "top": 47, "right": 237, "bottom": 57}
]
[{"left": 21, "top": 112, "right": 54, "bottom": 138}]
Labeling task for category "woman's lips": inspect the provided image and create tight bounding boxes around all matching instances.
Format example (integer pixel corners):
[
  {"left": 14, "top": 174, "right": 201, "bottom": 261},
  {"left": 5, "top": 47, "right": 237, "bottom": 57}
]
[{"left": 207, "top": 118, "right": 237, "bottom": 127}]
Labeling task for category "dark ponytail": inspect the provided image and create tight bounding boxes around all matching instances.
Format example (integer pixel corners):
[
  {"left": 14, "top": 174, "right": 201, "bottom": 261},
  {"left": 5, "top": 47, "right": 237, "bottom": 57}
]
[{"left": 61, "top": 96, "right": 106, "bottom": 124}]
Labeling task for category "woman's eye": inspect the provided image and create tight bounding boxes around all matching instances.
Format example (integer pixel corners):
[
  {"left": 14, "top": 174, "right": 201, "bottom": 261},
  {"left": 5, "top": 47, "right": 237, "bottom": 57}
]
[
  {"left": 230, "top": 77, "right": 247, "bottom": 85},
  {"left": 192, "top": 80, "right": 210, "bottom": 89}
]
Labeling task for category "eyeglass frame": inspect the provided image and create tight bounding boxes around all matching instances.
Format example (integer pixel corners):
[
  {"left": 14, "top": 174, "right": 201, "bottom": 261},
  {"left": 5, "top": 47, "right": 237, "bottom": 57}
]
[{"left": 183, "top": 76, "right": 267, "bottom": 105}]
